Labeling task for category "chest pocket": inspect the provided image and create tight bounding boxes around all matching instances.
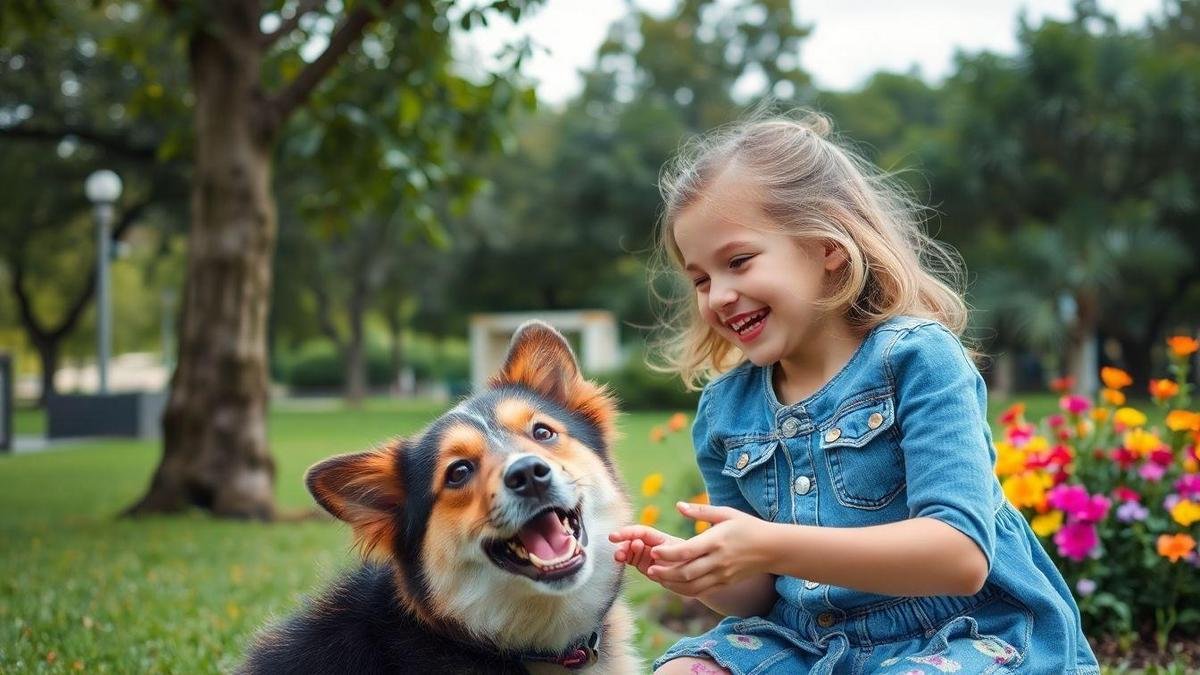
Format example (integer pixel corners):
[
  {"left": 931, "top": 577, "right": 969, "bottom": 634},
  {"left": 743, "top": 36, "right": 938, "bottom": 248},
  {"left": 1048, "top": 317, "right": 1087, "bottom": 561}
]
[
  {"left": 821, "top": 396, "right": 905, "bottom": 509},
  {"left": 720, "top": 438, "right": 780, "bottom": 521}
]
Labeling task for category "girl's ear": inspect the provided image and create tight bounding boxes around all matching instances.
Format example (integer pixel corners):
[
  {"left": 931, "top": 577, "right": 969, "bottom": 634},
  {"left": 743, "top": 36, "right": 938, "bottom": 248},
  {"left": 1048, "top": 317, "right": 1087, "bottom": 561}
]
[
  {"left": 306, "top": 443, "right": 405, "bottom": 557},
  {"left": 822, "top": 241, "right": 849, "bottom": 272}
]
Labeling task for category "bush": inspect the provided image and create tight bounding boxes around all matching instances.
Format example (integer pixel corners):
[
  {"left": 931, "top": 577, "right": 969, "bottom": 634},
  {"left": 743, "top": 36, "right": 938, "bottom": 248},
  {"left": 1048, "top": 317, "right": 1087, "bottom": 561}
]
[
  {"left": 593, "top": 352, "right": 699, "bottom": 411},
  {"left": 995, "top": 335, "right": 1200, "bottom": 647},
  {"left": 278, "top": 335, "right": 470, "bottom": 391}
]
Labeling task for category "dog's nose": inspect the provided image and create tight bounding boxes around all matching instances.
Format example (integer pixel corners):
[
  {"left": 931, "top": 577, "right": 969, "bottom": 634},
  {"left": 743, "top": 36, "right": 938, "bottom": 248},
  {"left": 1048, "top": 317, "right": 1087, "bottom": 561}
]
[{"left": 504, "top": 455, "right": 552, "bottom": 499}]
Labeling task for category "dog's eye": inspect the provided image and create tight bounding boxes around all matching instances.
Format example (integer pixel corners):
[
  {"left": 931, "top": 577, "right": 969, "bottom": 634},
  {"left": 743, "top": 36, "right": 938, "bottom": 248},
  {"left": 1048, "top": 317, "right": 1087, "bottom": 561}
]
[
  {"left": 444, "top": 460, "right": 474, "bottom": 488},
  {"left": 531, "top": 423, "right": 558, "bottom": 442}
]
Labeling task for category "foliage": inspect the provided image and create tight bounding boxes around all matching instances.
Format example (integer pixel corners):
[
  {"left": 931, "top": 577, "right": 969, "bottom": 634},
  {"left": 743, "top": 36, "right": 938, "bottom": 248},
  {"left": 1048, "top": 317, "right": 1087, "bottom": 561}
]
[
  {"left": 594, "top": 350, "right": 700, "bottom": 411},
  {"left": 276, "top": 334, "right": 469, "bottom": 390},
  {"left": 995, "top": 336, "right": 1200, "bottom": 646}
]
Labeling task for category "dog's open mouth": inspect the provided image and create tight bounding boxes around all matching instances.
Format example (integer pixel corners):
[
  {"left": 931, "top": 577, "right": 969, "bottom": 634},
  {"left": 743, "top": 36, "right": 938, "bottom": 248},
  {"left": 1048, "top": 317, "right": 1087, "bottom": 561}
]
[{"left": 485, "top": 504, "right": 587, "bottom": 581}]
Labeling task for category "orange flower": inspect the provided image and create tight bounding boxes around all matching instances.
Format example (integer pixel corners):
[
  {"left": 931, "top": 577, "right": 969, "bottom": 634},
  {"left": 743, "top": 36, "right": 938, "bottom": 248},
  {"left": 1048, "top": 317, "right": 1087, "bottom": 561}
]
[
  {"left": 649, "top": 426, "right": 665, "bottom": 443},
  {"left": 690, "top": 492, "right": 709, "bottom": 505},
  {"left": 1149, "top": 379, "right": 1180, "bottom": 402},
  {"left": 638, "top": 505, "right": 660, "bottom": 526},
  {"left": 1157, "top": 533, "right": 1196, "bottom": 563},
  {"left": 667, "top": 412, "right": 688, "bottom": 432},
  {"left": 1166, "top": 410, "right": 1200, "bottom": 433},
  {"left": 694, "top": 520, "right": 711, "bottom": 534},
  {"left": 1101, "top": 388, "right": 1126, "bottom": 406},
  {"left": 1168, "top": 336, "right": 1199, "bottom": 358},
  {"left": 999, "top": 403, "right": 1025, "bottom": 426},
  {"left": 1091, "top": 408, "right": 1110, "bottom": 423},
  {"left": 641, "top": 473, "right": 664, "bottom": 497},
  {"left": 1100, "top": 367, "right": 1133, "bottom": 390},
  {"left": 1050, "top": 376, "right": 1075, "bottom": 394}
]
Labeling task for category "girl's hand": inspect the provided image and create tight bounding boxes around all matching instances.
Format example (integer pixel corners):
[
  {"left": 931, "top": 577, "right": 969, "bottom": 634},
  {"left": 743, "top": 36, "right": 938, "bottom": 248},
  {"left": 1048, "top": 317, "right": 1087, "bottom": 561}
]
[
  {"left": 608, "top": 525, "right": 682, "bottom": 577},
  {"left": 646, "top": 501, "right": 777, "bottom": 598}
]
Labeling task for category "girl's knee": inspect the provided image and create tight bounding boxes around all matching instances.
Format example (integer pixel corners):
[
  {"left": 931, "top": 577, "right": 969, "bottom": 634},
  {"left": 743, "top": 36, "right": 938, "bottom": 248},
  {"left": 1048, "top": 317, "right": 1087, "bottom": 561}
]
[{"left": 654, "top": 656, "right": 732, "bottom": 675}]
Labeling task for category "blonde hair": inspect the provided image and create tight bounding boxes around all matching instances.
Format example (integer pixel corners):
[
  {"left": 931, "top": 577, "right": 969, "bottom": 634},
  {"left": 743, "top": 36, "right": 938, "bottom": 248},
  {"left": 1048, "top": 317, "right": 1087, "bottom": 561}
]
[{"left": 649, "top": 109, "right": 968, "bottom": 391}]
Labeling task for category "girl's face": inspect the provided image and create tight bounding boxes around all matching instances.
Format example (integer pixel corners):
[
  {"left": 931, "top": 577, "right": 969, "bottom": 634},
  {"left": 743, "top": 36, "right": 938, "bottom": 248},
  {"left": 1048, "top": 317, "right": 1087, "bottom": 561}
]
[{"left": 674, "top": 166, "right": 843, "bottom": 367}]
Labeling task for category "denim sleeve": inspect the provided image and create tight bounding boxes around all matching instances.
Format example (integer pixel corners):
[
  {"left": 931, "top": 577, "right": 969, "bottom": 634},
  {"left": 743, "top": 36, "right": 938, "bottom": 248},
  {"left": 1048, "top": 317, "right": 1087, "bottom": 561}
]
[
  {"left": 887, "top": 323, "right": 997, "bottom": 572},
  {"left": 693, "top": 385, "right": 755, "bottom": 514}
]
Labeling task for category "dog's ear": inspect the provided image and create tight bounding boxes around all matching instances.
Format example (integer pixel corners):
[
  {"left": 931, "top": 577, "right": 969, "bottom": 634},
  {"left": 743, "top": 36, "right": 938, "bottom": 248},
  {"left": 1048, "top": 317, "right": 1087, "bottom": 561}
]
[
  {"left": 491, "top": 320, "right": 618, "bottom": 447},
  {"left": 306, "top": 442, "right": 404, "bottom": 557},
  {"left": 491, "top": 321, "right": 582, "bottom": 403}
]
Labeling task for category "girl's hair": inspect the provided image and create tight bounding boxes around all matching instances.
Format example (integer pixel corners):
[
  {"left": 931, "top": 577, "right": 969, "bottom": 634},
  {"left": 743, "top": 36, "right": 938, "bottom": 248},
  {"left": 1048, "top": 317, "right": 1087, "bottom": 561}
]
[{"left": 648, "top": 109, "right": 968, "bottom": 391}]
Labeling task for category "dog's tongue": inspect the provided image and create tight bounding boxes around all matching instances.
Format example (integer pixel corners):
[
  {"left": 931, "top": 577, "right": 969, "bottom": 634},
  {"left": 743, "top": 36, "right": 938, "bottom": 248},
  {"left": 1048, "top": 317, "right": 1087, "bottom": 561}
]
[{"left": 518, "top": 511, "right": 574, "bottom": 560}]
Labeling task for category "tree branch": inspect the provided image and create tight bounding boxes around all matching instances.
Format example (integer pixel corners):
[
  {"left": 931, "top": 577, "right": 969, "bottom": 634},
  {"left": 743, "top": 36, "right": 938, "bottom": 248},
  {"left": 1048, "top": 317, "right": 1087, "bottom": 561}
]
[
  {"left": 267, "top": 1, "right": 394, "bottom": 127},
  {"left": 0, "top": 123, "right": 159, "bottom": 161},
  {"left": 260, "top": 0, "right": 325, "bottom": 47}
]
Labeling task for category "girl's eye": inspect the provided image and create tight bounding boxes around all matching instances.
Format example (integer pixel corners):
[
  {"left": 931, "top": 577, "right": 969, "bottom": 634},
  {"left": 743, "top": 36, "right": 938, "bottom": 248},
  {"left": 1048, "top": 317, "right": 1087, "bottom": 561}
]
[
  {"left": 444, "top": 460, "right": 474, "bottom": 488},
  {"left": 531, "top": 423, "right": 558, "bottom": 442},
  {"left": 692, "top": 276, "right": 709, "bottom": 288},
  {"left": 729, "top": 255, "right": 753, "bottom": 269}
]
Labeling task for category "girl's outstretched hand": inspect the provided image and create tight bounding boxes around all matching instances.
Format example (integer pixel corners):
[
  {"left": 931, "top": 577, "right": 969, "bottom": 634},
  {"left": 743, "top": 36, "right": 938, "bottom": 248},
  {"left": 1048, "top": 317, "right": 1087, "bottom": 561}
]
[
  {"left": 646, "top": 501, "right": 776, "bottom": 598},
  {"left": 608, "top": 525, "right": 682, "bottom": 577}
]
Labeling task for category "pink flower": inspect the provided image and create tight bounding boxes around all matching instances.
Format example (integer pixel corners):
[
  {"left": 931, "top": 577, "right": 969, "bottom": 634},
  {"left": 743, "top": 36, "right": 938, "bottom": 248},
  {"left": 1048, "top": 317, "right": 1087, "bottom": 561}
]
[
  {"left": 1139, "top": 463, "right": 1167, "bottom": 482},
  {"left": 1048, "top": 484, "right": 1090, "bottom": 514},
  {"left": 1150, "top": 448, "right": 1174, "bottom": 467},
  {"left": 1112, "top": 448, "right": 1138, "bottom": 470},
  {"left": 1007, "top": 424, "right": 1034, "bottom": 447},
  {"left": 1047, "top": 414, "right": 1066, "bottom": 428},
  {"left": 1175, "top": 474, "right": 1200, "bottom": 499},
  {"left": 1059, "top": 395, "right": 1091, "bottom": 415},
  {"left": 1054, "top": 521, "right": 1099, "bottom": 561},
  {"left": 1079, "top": 495, "right": 1111, "bottom": 522}
]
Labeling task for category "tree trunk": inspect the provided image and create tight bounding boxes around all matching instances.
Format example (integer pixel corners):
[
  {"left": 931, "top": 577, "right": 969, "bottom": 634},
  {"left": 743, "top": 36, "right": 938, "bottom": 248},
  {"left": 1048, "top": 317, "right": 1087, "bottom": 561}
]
[
  {"left": 33, "top": 338, "right": 59, "bottom": 406},
  {"left": 126, "top": 10, "right": 276, "bottom": 519}
]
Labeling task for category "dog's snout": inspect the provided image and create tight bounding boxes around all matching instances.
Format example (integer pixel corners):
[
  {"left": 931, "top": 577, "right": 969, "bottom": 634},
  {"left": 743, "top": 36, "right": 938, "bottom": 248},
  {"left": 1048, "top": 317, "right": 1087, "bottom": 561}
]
[{"left": 504, "top": 456, "right": 552, "bottom": 498}]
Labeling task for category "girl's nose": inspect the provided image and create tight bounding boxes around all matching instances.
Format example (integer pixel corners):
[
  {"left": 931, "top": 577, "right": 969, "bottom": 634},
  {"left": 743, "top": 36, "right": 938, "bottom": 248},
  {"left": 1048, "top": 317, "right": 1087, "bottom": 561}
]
[{"left": 708, "top": 280, "right": 738, "bottom": 313}]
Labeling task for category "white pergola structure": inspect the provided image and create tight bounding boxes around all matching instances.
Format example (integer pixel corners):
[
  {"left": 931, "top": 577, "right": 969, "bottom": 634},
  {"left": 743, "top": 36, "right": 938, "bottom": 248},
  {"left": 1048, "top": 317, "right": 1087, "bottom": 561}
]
[{"left": 469, "top": 310, "right": 621, "bottom": 392}]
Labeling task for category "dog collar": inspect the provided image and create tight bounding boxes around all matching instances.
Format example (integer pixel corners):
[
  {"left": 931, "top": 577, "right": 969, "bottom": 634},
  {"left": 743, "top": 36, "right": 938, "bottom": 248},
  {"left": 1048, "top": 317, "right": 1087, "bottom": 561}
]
[{"left": 518, "top": 629, "right": 601, "bottom": 670}]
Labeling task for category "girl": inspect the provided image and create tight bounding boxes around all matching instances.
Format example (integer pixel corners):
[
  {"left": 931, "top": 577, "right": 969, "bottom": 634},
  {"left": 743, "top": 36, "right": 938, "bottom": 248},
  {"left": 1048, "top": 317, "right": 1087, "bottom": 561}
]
[{"left": 609, "top": 112, "right": 1098, "bottom": 674}]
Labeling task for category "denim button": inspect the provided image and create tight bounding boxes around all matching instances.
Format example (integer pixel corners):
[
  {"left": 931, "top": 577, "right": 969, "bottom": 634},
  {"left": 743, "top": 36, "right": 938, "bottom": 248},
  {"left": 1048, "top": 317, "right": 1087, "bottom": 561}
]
[
  {"left": 817, "top": 612, "right": 837, "bottom": 627},
  {"left": 868, "top": 412, "right": 884, "bottom": 429},
  {"left": 823, "top": 427, "right": 842, "bottom": 443},
  {"left": 780, "top": 417, "right": 800, "bottom": 437},
  {"left": 804, "top": 580, "right": 819, "bottom": 589},
  {"left": 735, "top": 452, "right": 750, "bottom": 470},
  {"left": 793, "top": 476, "right": 812, "bottom": 495}
]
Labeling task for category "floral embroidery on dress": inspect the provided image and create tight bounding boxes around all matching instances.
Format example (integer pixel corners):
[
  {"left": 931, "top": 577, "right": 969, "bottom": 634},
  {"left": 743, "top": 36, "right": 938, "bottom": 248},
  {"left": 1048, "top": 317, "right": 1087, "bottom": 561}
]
[
  {"left": 880, "top": 657, "right": 902, "bottom": 667},
  {"left": 725, "top": 634, "right": 763, "bottom": 650},
  {"left": 906, "top": 654, "right": 962, "bottom": 672},
  {"left": 971, "top": 638, "right": 1018, "bottom": 663},
  {"left": 699, "top": 639, "right": 718, "bottom": 650}
]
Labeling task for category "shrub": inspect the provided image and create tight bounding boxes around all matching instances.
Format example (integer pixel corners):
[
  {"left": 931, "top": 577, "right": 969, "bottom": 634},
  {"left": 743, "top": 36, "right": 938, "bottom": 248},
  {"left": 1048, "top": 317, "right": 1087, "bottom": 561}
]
[{"left": 594, "top": 352, "right": 700, "bottom": 411}]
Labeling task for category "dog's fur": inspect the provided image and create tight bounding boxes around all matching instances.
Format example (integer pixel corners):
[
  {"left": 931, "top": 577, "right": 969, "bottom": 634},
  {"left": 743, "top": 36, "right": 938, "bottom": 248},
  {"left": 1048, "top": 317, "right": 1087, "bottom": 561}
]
[{"left": 241, "top": 322, "right": 641, "bottom": 674}]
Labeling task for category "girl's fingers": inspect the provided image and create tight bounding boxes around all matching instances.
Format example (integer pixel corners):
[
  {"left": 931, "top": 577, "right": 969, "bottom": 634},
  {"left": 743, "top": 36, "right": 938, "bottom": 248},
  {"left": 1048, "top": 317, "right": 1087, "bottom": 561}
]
[
  {"left": 676, "top": 502, "right": 741, "bottom": 524},
  {"left": 651, "top": 535, "right": 713, "bottom": 563},
  {"left": 648, "top": 554, "right": 717, "bottom": 584},
  {"left": 608, "top": 525, "right": 672, "bottom": 546}
]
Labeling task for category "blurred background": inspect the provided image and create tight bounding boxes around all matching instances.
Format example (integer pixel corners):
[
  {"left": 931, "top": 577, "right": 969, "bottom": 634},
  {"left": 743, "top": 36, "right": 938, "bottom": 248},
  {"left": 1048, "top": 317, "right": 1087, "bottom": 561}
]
[{"left": 1, "top": 0, "right": 1198, "bottom": 671}]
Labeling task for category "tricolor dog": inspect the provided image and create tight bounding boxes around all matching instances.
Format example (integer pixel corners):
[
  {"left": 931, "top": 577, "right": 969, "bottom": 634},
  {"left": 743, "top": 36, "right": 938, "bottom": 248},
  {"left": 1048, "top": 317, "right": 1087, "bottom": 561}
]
[{"left": 241, "top": 322, "right": 640, "bottom": 673}]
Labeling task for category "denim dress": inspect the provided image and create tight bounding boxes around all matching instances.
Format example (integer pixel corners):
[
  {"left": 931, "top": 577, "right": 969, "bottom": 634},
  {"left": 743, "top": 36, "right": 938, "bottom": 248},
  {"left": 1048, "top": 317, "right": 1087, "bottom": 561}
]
[{"left": 654, "top": 316, "right": 1099, "bottom": 674}]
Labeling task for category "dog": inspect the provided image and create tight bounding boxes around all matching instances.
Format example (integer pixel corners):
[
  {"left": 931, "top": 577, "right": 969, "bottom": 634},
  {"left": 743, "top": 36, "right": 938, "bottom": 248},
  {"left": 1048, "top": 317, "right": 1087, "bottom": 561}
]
[{"left": 240, "top": 321, "right": 641, "bottom": 673}]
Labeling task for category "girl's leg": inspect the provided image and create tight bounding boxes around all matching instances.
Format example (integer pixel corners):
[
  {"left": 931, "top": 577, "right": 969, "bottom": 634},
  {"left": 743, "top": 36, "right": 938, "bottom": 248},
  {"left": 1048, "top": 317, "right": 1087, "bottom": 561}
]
[{"left": 654, "top": 656, "right": 731, "bottom": 675}]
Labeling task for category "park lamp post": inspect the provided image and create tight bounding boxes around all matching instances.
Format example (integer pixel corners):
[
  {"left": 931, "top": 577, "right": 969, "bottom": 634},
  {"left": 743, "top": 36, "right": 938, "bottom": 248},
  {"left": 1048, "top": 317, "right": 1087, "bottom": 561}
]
[{"left": 85, "top": 169, "right": 122, "bottom": 395}]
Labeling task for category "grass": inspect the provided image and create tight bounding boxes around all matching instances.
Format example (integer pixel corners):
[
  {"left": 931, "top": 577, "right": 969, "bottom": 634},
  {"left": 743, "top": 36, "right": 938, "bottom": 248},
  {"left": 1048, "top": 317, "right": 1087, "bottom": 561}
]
[{"left": 0, "top": 394, "right": 1180, "bottom": 673}]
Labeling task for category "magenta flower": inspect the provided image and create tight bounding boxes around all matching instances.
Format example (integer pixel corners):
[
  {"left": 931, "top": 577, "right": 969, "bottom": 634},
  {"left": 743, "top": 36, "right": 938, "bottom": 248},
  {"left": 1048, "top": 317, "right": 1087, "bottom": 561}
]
[
  {"left": 1139, "top": 462, "right": 1166, "bottom": 482},
  {"left": 1116, "top": 501, "right": 1149, "bottom": 523},
  {"left": 1007, "top": 424, "right": 1034, "bottom": 447},
  {"left": 1047, "top": 414, "right": 1066, "bottom": 428},
  {"left": 1077, "top": 495, "right": 1111, "bottom": 522},
  {"left": 1150, "top": 448, "right": 1174, "bottom": 467},
  {"left": 1176, "top": 474, "right": 1200, "bottom": 499},
  {"left": 1059, "top": 395, "right": 1091, "bottom": 415},
  {"left": 1048, "top": 485, "right": 1090, "bottom": 514},
  {"left": 1054, "top": 522, "right": 1099, "bottom": 561}
]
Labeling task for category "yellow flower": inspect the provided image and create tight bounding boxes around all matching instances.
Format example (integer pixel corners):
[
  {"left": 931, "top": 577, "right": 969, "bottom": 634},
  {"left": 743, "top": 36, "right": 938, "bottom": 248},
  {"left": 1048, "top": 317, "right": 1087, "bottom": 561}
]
[
  {"left": 1123, "top": 428, "right": 1161, "bottom": 456},
  {"left": 1101, "top": 367, "right": 1133, "bottom": 390},
  {"left": 1166, "top": 410, "right": 1200, "bottom": 433},
  {"left": 1171, "top": 500, "right": 1200, "bottom": 527},
  {"left": 667, "top": 412, "right": 688, "bottom": 432},
  {"left": 1031, "top": 511, "right": 1064, "bottom": 537},
  {"left": 1113, "top": 407, "right": 1147, "bottom": 429},
  {"left": 1002, "top": 472, "right": 1051, "bottom": 509},
  {"left": 1158, "top": 533, "right": 1196, "bottom": 563},
  {"left": 638, "top": 505, "right": 660, "bottom": 526},
  {"left": 1101, "top": 388, "right": 1126, "bottom": 406},
  {"left": 1149, "top": 379, "right": 1180, "bottom": 402},
  {"left": 1024, "top": 436, "right": 1050, "bottom": 454},
  {"left": 694, "top": 520, "right": 711, "bottom": 534},
  {"left": 1167, "top": 336, "right": 1199, "bottom": 358},
  {"left": 994, "top": 442, "right": 1027, "bottom": 477},
  {"left": 641, "top": 473, "right": 664, "bottom": 497}
]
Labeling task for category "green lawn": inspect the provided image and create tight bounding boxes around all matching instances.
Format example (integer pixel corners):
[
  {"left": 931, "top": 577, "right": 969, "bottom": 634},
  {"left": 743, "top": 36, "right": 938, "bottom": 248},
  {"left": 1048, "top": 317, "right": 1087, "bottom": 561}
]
[{"left": 0, "top": 394, "right": 1179, "bottom": 673}]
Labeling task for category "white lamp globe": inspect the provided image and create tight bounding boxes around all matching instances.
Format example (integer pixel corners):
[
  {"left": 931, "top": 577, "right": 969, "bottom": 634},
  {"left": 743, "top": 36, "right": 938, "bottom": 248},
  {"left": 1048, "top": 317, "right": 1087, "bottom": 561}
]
[{"left": 85, "top": 170, "right": 123, "bottom": 204}]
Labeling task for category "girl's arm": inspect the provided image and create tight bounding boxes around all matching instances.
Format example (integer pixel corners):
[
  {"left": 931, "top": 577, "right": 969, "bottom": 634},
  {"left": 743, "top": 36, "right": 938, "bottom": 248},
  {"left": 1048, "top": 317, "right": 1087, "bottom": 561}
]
[
  {"left": 695, "top": 572, "right": 778, "bottom": 618},
  {"left": 650, "top": 503, "right": 987, "bottom": 599}
]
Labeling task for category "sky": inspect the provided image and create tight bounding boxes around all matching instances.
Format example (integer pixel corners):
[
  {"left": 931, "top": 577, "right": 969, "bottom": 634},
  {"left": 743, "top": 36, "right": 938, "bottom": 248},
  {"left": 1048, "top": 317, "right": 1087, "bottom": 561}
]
[{"left": 455, "top": 0, "right": 1166, "bottom": 105}]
